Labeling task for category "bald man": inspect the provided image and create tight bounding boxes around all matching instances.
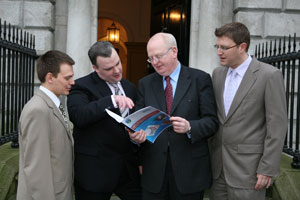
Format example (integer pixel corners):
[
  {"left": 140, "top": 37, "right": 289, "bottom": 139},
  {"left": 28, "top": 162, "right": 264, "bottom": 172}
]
[{"left": 130, "top": 33, "right": 219, "bottom": 200}]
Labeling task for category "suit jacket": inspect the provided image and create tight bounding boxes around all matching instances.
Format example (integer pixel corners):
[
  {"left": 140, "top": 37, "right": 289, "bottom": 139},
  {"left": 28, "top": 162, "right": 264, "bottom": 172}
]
[
  {"left": 209, "top": 57, "right": 288, "bottom": 189},
  {"left": 136, "top": 65, "right": 219, "bottom": 194},
  {"left": 17, "top": 89, "right": 74, "bottom": 200},
  {"left": 67, "top": 71, "right": 139, "bottom": 192}
]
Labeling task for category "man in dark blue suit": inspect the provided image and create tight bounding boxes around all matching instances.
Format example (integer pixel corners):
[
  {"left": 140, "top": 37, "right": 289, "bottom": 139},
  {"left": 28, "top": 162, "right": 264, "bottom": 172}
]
[
  {"left": 67, "top": 41, "right": 141, "bottom": 200},
  {"left": 130, "top": 33, "right": 219, "bottom": 200}
]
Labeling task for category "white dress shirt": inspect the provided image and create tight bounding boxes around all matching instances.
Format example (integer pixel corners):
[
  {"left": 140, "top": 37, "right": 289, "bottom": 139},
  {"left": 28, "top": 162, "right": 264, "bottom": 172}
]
[
  {"left": 107, "top": 81, "right": 130, "bottom": 117},
  {"left": 223, "top": 55, "right": 252, "bottom": 115},
  {"left": 39, "top": 85, "right": 60, "bottom": 109}
]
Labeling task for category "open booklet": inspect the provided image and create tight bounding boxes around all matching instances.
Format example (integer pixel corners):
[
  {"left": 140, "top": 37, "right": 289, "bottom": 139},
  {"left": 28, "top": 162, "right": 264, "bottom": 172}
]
[{"left": 105, "top": 106, "right": 171, "bottom": 143}]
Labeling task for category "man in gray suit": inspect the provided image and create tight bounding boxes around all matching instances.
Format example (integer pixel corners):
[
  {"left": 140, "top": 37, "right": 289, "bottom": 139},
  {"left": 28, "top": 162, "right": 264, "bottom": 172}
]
[
  {"left": 209, "top": 22, "right": 288, "bottom": 200},
  {"left": 17, "top": 50, "right": 75, "bottom": 200}
]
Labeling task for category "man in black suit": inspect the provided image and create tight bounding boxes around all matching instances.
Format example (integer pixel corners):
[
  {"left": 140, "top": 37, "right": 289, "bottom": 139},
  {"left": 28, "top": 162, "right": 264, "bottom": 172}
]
[
  {"left": 130, "top": 32, "right": 219, "bottom": 200},
  {"left": 67, "top": 41, "right": 141, "bottom": 200}
]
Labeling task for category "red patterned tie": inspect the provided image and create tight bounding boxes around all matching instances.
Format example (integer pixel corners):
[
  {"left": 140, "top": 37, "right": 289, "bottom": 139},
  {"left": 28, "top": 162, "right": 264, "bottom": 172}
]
[{"left": 165, "top": 76, "right": 173, "bottom": 115}]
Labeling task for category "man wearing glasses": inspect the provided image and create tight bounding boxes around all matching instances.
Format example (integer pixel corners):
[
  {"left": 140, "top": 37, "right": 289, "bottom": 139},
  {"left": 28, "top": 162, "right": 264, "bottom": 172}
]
[
  {"left": 209, "top": 22, "right": 287, "bottom": 200},
  {"left": 129, "top": 32, "right": 219, "bottom": 200}
]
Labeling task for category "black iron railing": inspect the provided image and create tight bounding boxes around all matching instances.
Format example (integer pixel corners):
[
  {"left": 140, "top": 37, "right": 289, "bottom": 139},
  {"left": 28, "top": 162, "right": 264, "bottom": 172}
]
[
  {"left": 0, "top": 18, "right": 37, "bottom": 147},
  {"left": 255, "top": 34, "right": 300, "bottom": 169}
]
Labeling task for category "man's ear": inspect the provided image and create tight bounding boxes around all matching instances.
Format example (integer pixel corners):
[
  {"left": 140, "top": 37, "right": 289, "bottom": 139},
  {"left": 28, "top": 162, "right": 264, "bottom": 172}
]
[
  {"left": 171, "top": 46, "right": 178, "bottom": 58},
  {"left": 92, "top": 65, "right": 98, "bottom": 71},
  {"left": 45, "top": 72, "right": 54, "bottom": 84},
  {"left": 239, "top": 42, "right": 247, "bottom": 52}
]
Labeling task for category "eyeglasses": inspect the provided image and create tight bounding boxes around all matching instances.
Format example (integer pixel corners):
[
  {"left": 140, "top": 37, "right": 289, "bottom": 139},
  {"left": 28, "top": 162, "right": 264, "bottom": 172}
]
[
  {"left": 147, "top": 47, "right": 172, "bottom": 63},
  {"left": 214, "top": 44, "right": 239, "bottom": 51}
]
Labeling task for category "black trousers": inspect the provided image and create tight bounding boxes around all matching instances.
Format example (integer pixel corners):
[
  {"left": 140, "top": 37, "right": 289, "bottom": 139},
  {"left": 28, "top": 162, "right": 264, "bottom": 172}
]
[
  {"left": 75, "top": 164, "right": 141, "bottom": 200},
  {"left": 142, "top": 152, "right": 204, "bottom": 200}
]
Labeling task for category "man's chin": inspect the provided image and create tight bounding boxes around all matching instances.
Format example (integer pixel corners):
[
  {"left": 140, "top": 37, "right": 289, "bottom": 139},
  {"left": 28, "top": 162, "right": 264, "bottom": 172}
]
[
  {"left": 63, "top": 91, "right": 70, "bottom": 96},
  {"left": 154, "top": 68, "right": 166, "bottom": 76},
  {"left": 220, "top": 61, "right": 227, "bottom": 67},
  {"left": 114, "top": 77, "right": 122, "bottom": 82}
]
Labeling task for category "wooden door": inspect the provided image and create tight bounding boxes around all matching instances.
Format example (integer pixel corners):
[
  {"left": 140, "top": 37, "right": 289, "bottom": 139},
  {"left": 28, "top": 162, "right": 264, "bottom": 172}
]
[{"left": 150, "top": 0, "right": 191, "bottom": 67}]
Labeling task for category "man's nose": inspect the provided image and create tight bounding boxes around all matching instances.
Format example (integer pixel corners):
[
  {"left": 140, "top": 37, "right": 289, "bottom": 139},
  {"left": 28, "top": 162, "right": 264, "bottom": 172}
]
[
  {"left": 113, "top": 66, "right": 120, "bottom": 73},
  {"left": 151, "top": 58, "right": 159, "bottom": 65},
  {"left": 217, "top": 48, "right": 223, "bottom": 56},
  {"left": 70, "top": 78, "right": 75, "bottom": 85}
]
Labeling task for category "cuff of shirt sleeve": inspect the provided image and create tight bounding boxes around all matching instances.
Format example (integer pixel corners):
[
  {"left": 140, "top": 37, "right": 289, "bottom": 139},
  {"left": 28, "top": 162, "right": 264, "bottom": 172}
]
[
  {"left": 186, "top": 126, "right": 191, "bottom": 139},
  {"left": 111, "top": 95, "right": 118, "bottom": 108},
  {"left": 130, "top": 139, "right": 140, "bottom": 146}
]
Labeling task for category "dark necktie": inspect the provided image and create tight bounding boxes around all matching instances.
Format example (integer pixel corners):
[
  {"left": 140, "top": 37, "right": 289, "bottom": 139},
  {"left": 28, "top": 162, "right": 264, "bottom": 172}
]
[
  {"left": 165, "top": 76, "right": 173, "bottom": 115},
  {"left": 59, "top": 103, "right": 69, "bottom": 129}
]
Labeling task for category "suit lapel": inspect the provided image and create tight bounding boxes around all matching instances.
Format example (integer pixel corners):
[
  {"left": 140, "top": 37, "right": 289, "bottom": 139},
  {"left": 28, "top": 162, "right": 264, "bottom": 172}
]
[
  {"left": 120, "top": 79, "right": 131, "bottom": 97},
  {"left": 225, "top": 58, "right": 259, "bottom": 121},
  {"left": 91, "top": 72, "right": 124, "bottom": 115},
  {"left": 216, "top": 67, "right": 228, "bottom": 121},
  {"left": 152, "top": 73, "right": 167, "bottom": 112},
  {"left": 53, "top": 105, "right": 74, "bottom": 143},
  {"left": 171, "top": 66, "right": 191, "bottom": 115},
  {"left": 120, "top": 79, "right": 135, "bottom": 115},
  {"left": 91, "top": 72, "right": 113, "bottom": 97},
  {"left": 36, "top": 89, "right": 74, "bottom": 143}
]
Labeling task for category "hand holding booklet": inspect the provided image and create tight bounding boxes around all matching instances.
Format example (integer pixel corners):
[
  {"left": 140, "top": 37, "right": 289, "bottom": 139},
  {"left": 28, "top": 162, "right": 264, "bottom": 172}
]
[{"left": 105, "top": 106, "right": 171, "bottom": 143}]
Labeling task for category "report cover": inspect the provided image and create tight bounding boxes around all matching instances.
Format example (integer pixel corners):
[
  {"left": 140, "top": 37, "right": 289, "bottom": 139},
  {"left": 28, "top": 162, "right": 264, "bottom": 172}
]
[{"left": 105, "top": 106, "right": 171, "bottom": 143}]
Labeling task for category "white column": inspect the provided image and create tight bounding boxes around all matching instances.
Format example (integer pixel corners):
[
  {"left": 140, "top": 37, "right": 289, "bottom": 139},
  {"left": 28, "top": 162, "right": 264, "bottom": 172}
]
[
  {"left": 189, "top": 0, "right": 223, "bottom": 74},
  {"left": 189, "top": 0, "right": 200, "bottom": 71},
  {"left": 66, "top": 0, "right": 98, "bottom": 79}
]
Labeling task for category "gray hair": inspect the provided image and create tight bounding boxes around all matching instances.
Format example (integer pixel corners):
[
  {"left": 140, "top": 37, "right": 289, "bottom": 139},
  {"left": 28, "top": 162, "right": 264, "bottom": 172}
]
[
  {"left": 88, "top": 41, "right": 114, "bottom": 66},
  {"left": 151, "top": 32, "right": 177, "bottom": 49},
  {"left": 162, "top": 33, "right": 177, "bottom": 49}
]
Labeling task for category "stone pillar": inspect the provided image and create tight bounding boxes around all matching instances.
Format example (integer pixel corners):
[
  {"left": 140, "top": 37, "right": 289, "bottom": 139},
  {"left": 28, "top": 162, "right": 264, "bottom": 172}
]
[
  {"left": 55, "top": 0, "right": 68, "bottom": 52},
  {"left": 189, "top": 0, "right": 233, "bottom": 74},
  {"left": 66, "top": 0, "right": 98, "bottom": 79}
]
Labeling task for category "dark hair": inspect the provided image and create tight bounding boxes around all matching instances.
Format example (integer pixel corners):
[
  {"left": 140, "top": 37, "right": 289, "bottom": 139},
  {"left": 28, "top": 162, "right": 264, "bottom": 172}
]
[
  {"left": 88, "top": 41, "right": 114, "bottom": 66},
  {"left": 215, "top": 22, "right": 250, "bottom": 52},
  {"left": 36, "top": 50, "right": 75, "bottom": 83}
]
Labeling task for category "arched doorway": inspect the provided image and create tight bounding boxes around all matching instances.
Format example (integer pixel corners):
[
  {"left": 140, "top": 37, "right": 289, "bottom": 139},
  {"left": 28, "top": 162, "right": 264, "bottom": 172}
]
[{"left": 97, "top": 0, "right": 151, "bottom": 86}]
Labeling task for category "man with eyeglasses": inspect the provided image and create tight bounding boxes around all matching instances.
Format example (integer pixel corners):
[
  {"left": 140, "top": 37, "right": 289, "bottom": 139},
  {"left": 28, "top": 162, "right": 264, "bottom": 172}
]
[
  {"left": 209, "top": 22, "right": 287, "bottom": 200},
  {"left": 129, "top": 32, "right": 219, "bottom": 200}
]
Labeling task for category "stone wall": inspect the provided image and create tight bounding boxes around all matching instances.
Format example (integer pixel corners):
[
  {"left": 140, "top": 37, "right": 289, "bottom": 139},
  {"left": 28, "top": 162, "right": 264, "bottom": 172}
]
[
  {"left": 234, "top": 0, "right": 300, "bottom": 55},
  {"left": 54, "top": 0, "right": 68, "bottom": 53},
  {"left": 0, "top": 0, "right": 56, "bottom": 86},
  {"left": 0, "top": 0, "right": 55, "bottom": 55},
  {"left": 1, "top": 0, "right": 299, "bottom": 78}
]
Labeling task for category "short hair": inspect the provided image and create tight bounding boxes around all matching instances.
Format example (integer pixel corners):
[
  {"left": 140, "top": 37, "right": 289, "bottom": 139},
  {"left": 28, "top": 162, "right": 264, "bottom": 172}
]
[
  {"left": 36, "top": 50, "right": 75, "bottom": 83},
  {"left": 161, "top": 33, "right": 177, "bottom": 49},
  {"left": 88, "top": 41, "right": 114, "bottom": 66},
  {"left": 215, "top": 22, "right": 250, "bottom": 52}
]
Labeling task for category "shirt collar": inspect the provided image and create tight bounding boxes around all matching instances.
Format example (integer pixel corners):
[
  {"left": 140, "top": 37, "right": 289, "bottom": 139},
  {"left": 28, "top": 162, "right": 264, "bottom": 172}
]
[
  {"left": 107, "top": 81, "right": 121, "bottom": 87},
  {"left": 228, "top": 55, "right": 252, "bottom": 77},
  {"left": 164, "top": 62, "right": 181, "bottom": 82},
  {"left": 39, "top": 85, "right": 61, "bottom": 108}
]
